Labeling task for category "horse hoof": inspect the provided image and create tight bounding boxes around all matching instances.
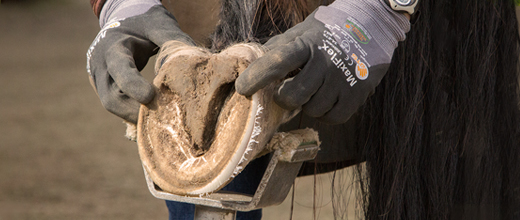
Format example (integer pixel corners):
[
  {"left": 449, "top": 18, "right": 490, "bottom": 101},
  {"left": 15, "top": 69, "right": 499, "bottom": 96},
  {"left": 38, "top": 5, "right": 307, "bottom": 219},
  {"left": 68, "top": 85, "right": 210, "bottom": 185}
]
[{"left": 137, "top": 41, "right": 293, "bottom": 196}]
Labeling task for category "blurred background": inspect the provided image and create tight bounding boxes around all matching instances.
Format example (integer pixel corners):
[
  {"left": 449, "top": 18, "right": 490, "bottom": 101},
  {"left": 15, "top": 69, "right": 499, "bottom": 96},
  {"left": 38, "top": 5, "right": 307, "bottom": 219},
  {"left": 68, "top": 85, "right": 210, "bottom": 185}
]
[{"left": 0, "top": 0, "right": 358, "bottom": 219}]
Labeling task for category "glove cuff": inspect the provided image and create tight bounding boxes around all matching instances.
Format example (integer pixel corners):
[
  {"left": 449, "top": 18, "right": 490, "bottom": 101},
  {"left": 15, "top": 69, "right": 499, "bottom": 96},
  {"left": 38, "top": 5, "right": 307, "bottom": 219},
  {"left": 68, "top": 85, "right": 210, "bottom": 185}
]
[
  {"left": 329, "top": 0, "right": 410, "bottom": 57},
  {"left": 99, "top": 0, "right": 161, "bottom": 28}
]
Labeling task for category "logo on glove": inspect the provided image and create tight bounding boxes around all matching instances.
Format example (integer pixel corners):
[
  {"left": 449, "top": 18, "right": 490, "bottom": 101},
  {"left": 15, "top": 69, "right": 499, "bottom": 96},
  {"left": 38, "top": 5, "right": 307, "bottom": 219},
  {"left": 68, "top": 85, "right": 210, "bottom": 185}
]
[
  {"left": 352, "top": 53, "right": 369, "bottom": 80},
  {"left": 345, "top": 19, "right": 370, "bottom": 45}
]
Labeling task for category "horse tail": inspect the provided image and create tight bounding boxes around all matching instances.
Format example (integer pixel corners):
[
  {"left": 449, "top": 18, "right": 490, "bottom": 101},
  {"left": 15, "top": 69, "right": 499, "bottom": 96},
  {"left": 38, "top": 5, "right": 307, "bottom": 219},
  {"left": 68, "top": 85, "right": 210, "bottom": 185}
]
[{"left": 358, "top": 1, "right": 520, "bottom": 219}]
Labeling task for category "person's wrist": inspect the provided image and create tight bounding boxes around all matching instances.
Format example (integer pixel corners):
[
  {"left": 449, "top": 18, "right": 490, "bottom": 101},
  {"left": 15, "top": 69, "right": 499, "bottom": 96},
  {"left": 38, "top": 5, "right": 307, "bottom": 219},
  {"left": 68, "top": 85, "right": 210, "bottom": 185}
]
[
  {"left": 403, "top": 12, "right": 410, "bottom": 20},
  {"left": 91, "top": 0, "right": 107, "bottom": 18},
  {"left": 99, "top": 0, "right": 161, "bottom": 28},
  {"left": 327, "top": 0, "right": 410, "bottom": 57},
  {"left": 329, "top": 0, "right": 410, "bottom": 32}
]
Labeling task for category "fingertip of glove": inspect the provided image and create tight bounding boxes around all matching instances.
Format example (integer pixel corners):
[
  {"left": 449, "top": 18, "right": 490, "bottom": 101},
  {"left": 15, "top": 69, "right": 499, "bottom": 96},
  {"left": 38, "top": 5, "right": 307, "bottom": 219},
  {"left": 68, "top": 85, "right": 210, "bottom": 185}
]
[
  {"left": 120, "top": 79, "right": 155, "bottom": 104},
  {"left": 136, "top": 83, "right": 156, "bottom": 104},
  {"left": 235, "top": 73, "right": 255, "bottom": 96},
  {"left": 301, "top": 108, "right": 323, "bottom": 118},
  {"left": 273, "top": 92, "right": 301, "bottom": 111}
]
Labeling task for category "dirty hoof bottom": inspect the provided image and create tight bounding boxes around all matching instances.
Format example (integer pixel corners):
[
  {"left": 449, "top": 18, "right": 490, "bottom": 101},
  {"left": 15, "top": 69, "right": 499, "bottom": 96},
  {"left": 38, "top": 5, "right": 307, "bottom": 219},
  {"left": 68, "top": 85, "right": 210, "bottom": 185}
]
[{"left": 137, "top": 41, "right": 291, "bottom": 196}]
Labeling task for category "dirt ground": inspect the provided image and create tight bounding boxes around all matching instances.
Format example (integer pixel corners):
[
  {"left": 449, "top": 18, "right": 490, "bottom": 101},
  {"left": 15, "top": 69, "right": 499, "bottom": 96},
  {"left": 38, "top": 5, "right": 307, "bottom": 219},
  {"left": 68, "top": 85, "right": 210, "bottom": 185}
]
[{"left": 0, "top": 1, "right": 358, "bottom": 219}]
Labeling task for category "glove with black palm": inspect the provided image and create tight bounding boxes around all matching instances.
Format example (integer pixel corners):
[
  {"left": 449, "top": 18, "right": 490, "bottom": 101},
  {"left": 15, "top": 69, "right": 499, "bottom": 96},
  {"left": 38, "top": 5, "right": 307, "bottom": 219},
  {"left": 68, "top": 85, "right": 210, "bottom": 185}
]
[
  {"left": 87, "top": 0, "right": 194, "bottom": 124},
  {"left": 236, "top": 0, "right": 410, "bottom": 124}
]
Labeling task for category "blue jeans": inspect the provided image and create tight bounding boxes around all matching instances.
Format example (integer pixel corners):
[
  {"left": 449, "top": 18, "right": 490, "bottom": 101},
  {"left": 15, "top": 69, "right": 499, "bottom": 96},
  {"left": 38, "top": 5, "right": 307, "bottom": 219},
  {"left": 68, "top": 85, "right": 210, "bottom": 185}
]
[{"left": 166, "top": 154, "right": 270, "bottom": 220}]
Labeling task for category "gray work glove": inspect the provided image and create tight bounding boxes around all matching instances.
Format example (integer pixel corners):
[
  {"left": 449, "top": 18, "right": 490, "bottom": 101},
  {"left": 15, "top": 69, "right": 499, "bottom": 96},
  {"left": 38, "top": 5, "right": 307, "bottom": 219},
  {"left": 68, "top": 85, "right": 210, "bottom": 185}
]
[
  {"left": 86, "top": 1, "right": 194, "bottom": 124},
  {"left": 236, "top": 0, "right": 410, "bottom": 124}
]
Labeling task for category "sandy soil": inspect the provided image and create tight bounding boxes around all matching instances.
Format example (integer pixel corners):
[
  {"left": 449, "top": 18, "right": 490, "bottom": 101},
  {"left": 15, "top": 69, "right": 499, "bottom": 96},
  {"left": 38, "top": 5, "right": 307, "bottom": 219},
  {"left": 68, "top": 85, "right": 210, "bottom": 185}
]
[{"left": 0, "top": 1, "right": 358, "bottom": 219}]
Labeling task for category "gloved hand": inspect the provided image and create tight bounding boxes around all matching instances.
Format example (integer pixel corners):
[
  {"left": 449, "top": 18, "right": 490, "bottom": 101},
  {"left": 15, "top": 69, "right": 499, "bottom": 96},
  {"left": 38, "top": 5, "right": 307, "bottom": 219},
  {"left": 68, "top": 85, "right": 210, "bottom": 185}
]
[
  {"left": 86, "top": 0, "right": 194, "bottom": 124},
  {"left": 236, "top": 0, "right": 410, "bottom": 124}
]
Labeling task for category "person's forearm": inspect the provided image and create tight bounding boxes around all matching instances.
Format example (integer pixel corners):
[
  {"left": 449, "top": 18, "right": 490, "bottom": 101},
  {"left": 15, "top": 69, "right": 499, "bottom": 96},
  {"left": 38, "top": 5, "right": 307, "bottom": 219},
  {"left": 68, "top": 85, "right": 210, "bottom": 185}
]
[
  {"left": 90, "top": 0, "right": 107, "bottom": 18},
  {"left": 90, "top": 0, "right": 162, "bottom": 29}
]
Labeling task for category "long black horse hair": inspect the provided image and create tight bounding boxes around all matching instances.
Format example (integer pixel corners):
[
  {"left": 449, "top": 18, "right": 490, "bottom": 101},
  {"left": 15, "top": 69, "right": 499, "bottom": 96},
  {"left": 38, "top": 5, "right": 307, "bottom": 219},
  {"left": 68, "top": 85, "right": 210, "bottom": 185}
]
[
  {"left": 209, "top": 0, "right": 520, "bottom": 219},
  {"left": 210, "top": 0, "right": 314, "bottom": 51},
  {"left": 356, "top": 0, "right": 520, "bottom": 219}
]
